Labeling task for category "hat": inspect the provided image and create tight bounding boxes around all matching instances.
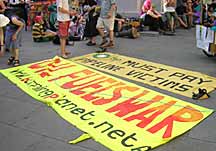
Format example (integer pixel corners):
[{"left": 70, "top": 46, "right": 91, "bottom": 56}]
[
  {"left": 0, "top": 14, "right": 10, "bottom": 27},
  {"left": 34, "top": 16, "right": 43, "bottom": 23},
  {"left": 143, "top": 0, "right": 152, "bottom": 10}
]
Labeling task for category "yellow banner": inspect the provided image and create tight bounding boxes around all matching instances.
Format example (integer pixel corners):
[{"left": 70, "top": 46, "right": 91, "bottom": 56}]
[
  {"left": 0, "top": 57, "right": 213, "bottom": 151},
  {"left": 71, "top": 53, "right": 216, "bottom": 98}
]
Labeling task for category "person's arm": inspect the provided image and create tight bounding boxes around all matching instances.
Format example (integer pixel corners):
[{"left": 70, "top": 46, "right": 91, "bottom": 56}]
[
  {"left": 58, "top": 0, "right": 76, "bottom": 16},
  {"left": 107, "top": 2, "right": 116, "bottom": 18},
  {"left": 0, "top": 0, "right": 6, "bottom": 13},
  {"left": 11, "top": 17, "right": 24, "bottom": 41}
]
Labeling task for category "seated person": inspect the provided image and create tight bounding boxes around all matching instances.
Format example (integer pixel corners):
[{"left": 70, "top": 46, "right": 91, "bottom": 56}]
[
  {"left": 204, "top": 11, "right": 216, "bottom": 27},
  {"left": 32, "top": 15, "right": 56, "bottom": 42},
  {"left": 114, "top": 13, "right": 139, "bottom": 38},
  {"left": 140, "top": 0, "right": 165, "bottom": 32},
  {"left": 175, "top": 0, "right": 188, "bottom": 28},
  {"left": 114, "top": 13, "right": 125, "bottom": 32}
]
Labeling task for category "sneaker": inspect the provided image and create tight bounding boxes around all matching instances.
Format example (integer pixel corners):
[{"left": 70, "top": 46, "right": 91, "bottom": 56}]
[
  {"left": 102, "top": 41, "right": 114, "bottom": 48},
  {"left": 99, "top": 39, "right": 108, "bottom": 47},
  {"left": 61, "top": 54, "right": 68, "bottom": 59}
]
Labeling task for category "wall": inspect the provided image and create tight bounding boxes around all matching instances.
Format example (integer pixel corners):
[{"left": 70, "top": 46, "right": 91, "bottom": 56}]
[{"left": 116, "top": 0, "right": 161, "bottom": 16}]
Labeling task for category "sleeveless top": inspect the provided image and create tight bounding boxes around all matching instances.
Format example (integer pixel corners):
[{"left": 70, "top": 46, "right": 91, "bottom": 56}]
[{"left": 7, "top": 15, "right": 24, "bottom": 31}]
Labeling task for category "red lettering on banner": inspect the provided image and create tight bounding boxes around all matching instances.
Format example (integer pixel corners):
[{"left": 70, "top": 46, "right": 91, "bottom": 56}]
[
  {"left": 92, "top": 86, "right": 140, "bottom": 105},
  {"left": 61, "top": 73, "right": 102, "bottom": 89},
  {"left": 147, "top": 105, "right": 204, "bottom": 138},
  {"left": 29, "top": 58, "right": 76, "bottom": 78},
  {"left": 49, "top": 69, "right": 94, "bottom": 82},
  {"left": 71, "top": 78, "right": 116, "bottom": 95},
  {"left": 125, "top": 101, "right": 176, "bottom": 128},
  {"left": 29, "top": 60, "right": 52, "bottom": 69},
  {"left": 81, "top": 82, "right": 124, "bottom": 101},
  {"left": 106, "top": 94, "right": 164, "bottom": 117}
]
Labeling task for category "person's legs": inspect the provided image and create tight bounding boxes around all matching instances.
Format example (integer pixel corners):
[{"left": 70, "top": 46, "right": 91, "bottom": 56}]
[
  {"left": 96, "top": 17, "right": 108, "bottom": 46},
  {"left": 165, "top": 12, "right": 172, "bottom": 31},
  {"left": 58, "top": 21, "right": 70, "bottom": 58},
  {"left": 103, "top": 18, "right": 115, "bottom": 48},
  {"left": 0, "top": 27, "right": 4, "bottom": 56},
  {"left": 11, "top": 31, "right": 22, "bottom": 66},
  {"left": 60, "top": 37, "right": 67, "bottom": 56}
]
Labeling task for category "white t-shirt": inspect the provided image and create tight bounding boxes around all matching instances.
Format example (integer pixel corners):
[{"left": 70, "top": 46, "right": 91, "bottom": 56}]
[
  {"left": 162, "top": 0, "right": 175, "bottom": 13},
  {"left": 57, "top": 0, "right": 70, "bottom": 22}
]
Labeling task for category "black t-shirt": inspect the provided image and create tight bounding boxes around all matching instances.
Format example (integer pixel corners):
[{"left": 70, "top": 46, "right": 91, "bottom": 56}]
[{"left": 114, "top": 13, "right": 123, "bottom": 32}]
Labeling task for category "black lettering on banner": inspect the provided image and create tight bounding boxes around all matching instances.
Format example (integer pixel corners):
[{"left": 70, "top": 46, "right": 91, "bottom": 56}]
[
  {"left": 175, "top": 84, "right": 193, "bottom": 92},
  {"left": 100, "top": 64, "right": 124, "bottom": 72},
  {"left": 122, "top": 60, "right": 139, "bottom": 67},
  {"left": 55, "top": 99, "right": 70, "bottom": 106},
  {"left": 154, "top": 68, "right": 168, "bottom": 74},
  {"left": 107, "top": 130, "right": 126, "bottom": 139},
  {"left": 162, "top": 81, "right": 180, "bottom": 88},
  {"left": 10, "top": 69, "right": 29, "bottom": 78},
  {"left": 131, "top": 146, "right": 152, "bottom": 151},
  {"left": 121, "top": 133, "right": 137, "bottom": 147},
  {"left": 198, "top": 78, "right": 212, "bottom": 85},
  {"left": 150, "top": 76, "right": 164, "bottom": 82},
  {"left": 158, "top": 80, "right": 169, "bottom": 85},
  {"left": 93, "top": 121, "right": 114, "bottom": 133},
  {"left": 38, "top": 90, "right": 54, "bottom": 97},
  {"left": 90, "top": 61, "right": 107, "bottom": 67},
  {"left": 80, "top": 111, "right": 95, "bottom": 120},
  {"left": 71, "top": 108, "right": 85, "bottom": 115},
  {"left": 63, "top": 102, "right": 78, "bottom": 110},
  {"left": 137, "top": 73, "right": 154, "bottom": 80},
  {"left": 140, "top": 65, "right": 156, "bottom": 72},
  {"left": 168, "top": 72, "right": 185, "bottom": 78},
  {"left": 126, "top": 70, "right": 144, "bottom": 77},
  {"left": 55, "top": 99, "right": 95, "bottom": 120},
  {"left": 181, "top": 75, "right": 198, "bottom": 82}
]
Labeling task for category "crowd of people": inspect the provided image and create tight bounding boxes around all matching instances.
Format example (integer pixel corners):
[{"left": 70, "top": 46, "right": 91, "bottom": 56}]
[{"left": 0, "top": 0, "right": 216, "bottom": 66}]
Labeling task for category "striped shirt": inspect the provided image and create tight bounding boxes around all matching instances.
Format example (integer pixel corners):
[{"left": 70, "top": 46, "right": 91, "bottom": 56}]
[{"left": 32, "top": 23, "right": 45, "bottom": 38}]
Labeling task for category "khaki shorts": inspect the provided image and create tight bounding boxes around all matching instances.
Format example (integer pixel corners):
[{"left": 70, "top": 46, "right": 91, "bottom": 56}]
[{"left": 96, "top": 17, "right": 115, "bottom": 31}]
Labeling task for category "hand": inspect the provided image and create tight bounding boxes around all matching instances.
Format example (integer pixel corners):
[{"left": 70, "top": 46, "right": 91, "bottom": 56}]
[
  {"left": 12, "top": 33, "right": 17, "bottom": 41},
  {"left": 107, "top": 11, "right": 112, "bottom": 18}
]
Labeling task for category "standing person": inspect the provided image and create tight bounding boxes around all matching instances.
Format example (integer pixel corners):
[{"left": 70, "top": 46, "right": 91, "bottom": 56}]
[
  {"left": 83, "top": 0, "right": 99, "bottom": 46},
  {"left": 57, "top": 0, "right": 77, "bottom": 59},
  {"left": 96, "top": 0, "right": 116, "bottom": 49},
  {"left": 0, "top": 0, "right": 9, "bottom": 56},
  {"left": 5, "top": 10, "right": 25, "bottom": 66}
]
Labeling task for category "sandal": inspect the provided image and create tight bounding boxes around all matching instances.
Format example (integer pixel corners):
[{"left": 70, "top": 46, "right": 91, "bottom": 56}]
[
  {"left": 13, "top": 60, "right": 20, "bottom": 67},
  {"left": 7, "top": 56, "right": 15, "bottom": 65}
]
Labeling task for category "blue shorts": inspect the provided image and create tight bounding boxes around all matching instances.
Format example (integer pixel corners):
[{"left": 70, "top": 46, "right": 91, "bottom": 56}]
[{"left": 5, "top": 27, "right": 22, "bottom": 50}]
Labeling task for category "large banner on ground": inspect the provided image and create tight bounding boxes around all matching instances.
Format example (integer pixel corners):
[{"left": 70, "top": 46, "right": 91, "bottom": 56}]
[
  {"left": 71, "top": 53, "right": 216, "bottom": 98},
  {"left": 0, "top": 57, "right": 213, "bottom": 151}
]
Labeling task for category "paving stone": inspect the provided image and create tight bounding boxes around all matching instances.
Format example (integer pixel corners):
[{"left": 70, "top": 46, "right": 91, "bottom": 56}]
[
  {"left": 15, "top": 106, "right": 84, "bottom": 141},
  {"left": 188, "top": 112, "right": 216, "bottom": 143},
  {"left": 0, "top": 123, "right": 43, "bottom": 151},
  {"left": 152, "top": 135, "right": 216, "bottom": 151},
  {"left": 0, "top": 97, "right": 40, "bottom": 124}
]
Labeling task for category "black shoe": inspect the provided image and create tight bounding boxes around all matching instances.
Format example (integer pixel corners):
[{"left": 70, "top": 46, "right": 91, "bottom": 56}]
[
  {"left": 86, "top": 41, "right": 96, "bottom": 46},
  {"left": 99, "top": 39, "right": 108, "bottom": 47},
  {"left": 7, "top": 56, "right": 15, "bottom": 65},
  {"left": 192, "top": 88, "right": 210, "bottom": 100},
  {"left": 96, "top": 47, "right": 107, "bottom": 53}
]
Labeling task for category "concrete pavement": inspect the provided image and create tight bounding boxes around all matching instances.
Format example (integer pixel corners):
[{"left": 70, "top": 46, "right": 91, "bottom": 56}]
[{"left": 0, "top": 28, "right": 216, "bottom": 151}]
